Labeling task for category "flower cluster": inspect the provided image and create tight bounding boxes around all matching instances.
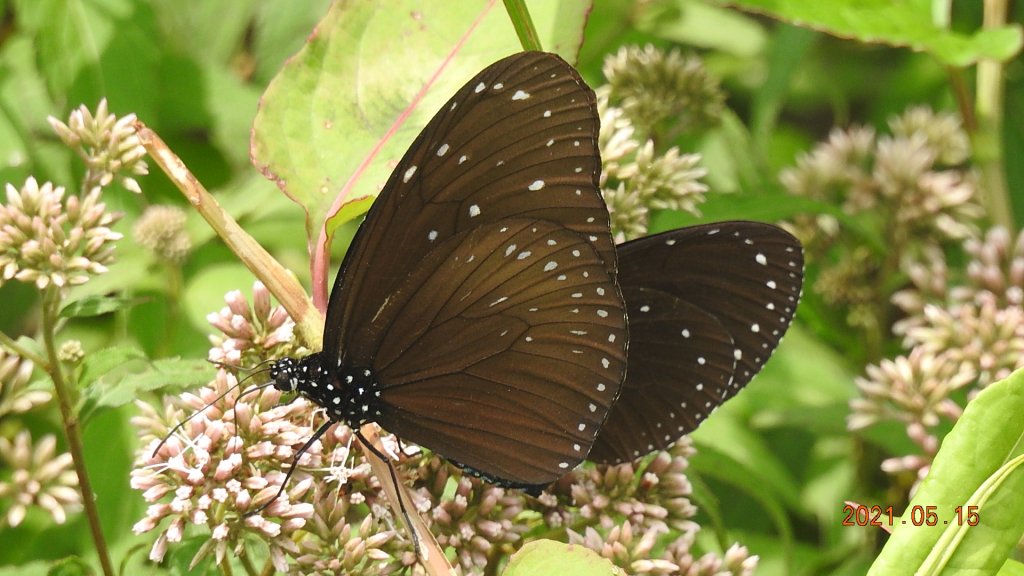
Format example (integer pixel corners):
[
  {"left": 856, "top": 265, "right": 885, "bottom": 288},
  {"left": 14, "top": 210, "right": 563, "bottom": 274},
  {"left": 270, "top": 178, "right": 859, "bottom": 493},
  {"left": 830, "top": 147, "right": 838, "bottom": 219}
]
[
  {"left": 134, "top": 284, "right": 409, "bottom": 572},
  {"left": 267, "top": 424, "right": 407, "bottom": 575},
  {"left": 133, "top": 205, "right": 192, "bottom": 264},
  {"left": 131, "top": 369, "right": 320, "bottom": 570},
  {"left": 780, "top": 107, "right": 980, "bottom": 336},
  {"left": 0, "top": 348, "right": 47, "bottom": 419},
  {"left": 555, "top": 440, "right": 754, "bottom": 575},
  {"left": 48, "top": 99, "right": 149, "bottom": 194},
  {"left": 602, "top": 44, "right": 724, "bottom": 141},
  {"left": 849, "top": 227, "right": 1024, "bottom": 486},
  {"left": 131, "top": 286, "right": 749, "bottom": 574},
  {"left": 206, "top": 281, "right": 301, "bottom": 366},
  {"left": 598, "top": 46, "right": 718, "bottom": 241},
  {"left": 401, "top": 454, "right": 529, "bottom": 574},
  {"left": 0, "top": 430, "right": 81, "bottom": 527},
  {"left": 0, "top": 177, "right": 122, "bottom": 290}
]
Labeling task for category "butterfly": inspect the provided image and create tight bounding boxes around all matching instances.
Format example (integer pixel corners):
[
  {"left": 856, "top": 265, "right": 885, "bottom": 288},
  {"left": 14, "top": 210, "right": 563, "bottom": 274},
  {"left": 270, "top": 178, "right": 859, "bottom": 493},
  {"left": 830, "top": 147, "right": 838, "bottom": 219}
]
[
  {"left": 589, "top": 221, "right": 803, "bottom": 463},
  {"left": 269, "top": 51, "right": 629, "bottom": 492}
]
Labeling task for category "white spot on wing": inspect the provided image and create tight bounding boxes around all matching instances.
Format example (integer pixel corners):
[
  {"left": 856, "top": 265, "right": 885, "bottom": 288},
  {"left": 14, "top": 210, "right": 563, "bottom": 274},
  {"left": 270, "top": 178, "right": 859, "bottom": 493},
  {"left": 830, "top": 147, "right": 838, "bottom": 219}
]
[
  {"left": 512, "top": 90, "right": 530, "bottom": 100},
  {"left": 403, "top": 166, "right": 417, "bottom": 183}
]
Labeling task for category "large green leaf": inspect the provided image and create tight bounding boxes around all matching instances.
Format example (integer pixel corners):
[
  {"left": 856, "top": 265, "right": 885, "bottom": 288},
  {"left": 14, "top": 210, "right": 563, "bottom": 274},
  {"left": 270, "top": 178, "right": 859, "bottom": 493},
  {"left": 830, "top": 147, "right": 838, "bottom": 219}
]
[
  {"left": 718, "top": 0, "right": 1022, "bottom": 67},
  {"left": 503, "top": 540, "right": 623, "bottom": 576},
  {"left": 868, "top": 369, "right": 1024, "bottom": 575},
  {"left": 251, "top": 0, "right": 591, "bottom": 244}
]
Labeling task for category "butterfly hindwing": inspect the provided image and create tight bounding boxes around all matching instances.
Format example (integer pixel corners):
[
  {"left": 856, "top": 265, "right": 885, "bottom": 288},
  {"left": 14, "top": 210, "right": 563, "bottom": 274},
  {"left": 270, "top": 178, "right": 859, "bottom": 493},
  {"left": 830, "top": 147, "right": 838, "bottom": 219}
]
[
  {"left": 588, "top": 287, "right": 736, "bottom": 463},
  {"left": 590, "top": 221, "right": 803, "bottom": 464}
]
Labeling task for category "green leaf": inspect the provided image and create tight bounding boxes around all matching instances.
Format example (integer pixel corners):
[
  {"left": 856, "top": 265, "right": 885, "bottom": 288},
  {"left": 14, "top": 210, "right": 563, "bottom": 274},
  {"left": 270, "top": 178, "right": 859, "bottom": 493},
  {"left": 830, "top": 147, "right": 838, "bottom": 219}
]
[
  {"left": 150, "top": 0, "right": 255, "bottom": 66},
  {"left": 998, "top": 560, "right": 1024, "bottom": 576},
  {"left": 77, "top": 345, "right": 148, "bottom": 389},
  {"left": 78, "top": 356, "right": 213, "bottom": 424},
  {"left": 35, "top": 0, "right": 161, "bottom": 119},
  {"left": 691, "top": 420, "right": 799, "bottom": 541},
  {"left": 35, "top": 0, "right": 119, "bottom": 99},
  {"left": 868, "top": 368, "right": 1024, "bottom": 575},
  {"left": 59, "top": 295, "right": 146, "bottom": 318},
  {"left": 718, "top": 0, "right": 1022, "bottom": 67},
  {"left": 503, "top": 540, "right": 623, "bottom": 576},
  {"left": 0, "top": 563, "right": 49, "bottom": 576},
  {"left": 252, "top": 0, "right": 335, "bottom": 84},
  {"left": 640, "top": 0, "right": 768, "bottom": 57},
  {"left": 251, "top": 0, "right": 591, "bottom": 245},
  {"left": 46, "top": 556, "right": 94, "bottom": 576}
]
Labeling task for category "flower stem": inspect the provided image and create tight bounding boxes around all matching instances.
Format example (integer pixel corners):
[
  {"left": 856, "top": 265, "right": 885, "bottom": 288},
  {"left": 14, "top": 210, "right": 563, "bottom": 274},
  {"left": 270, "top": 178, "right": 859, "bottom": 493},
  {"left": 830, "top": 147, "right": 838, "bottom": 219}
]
[
  {"left": 0, "top": 330, "right": 48, "bottom": 368},
  {"left": 218, "top": 554, "right": 235, "bottom": 576},
  {"left": 40, "top": 286, "right": 115, "bottom": 576},
  {"left": 974, "top": 0, "right": 1013, "bottom": 230},
  {"left": 132, "top": 121, "right": 323, "bottom": 350}
]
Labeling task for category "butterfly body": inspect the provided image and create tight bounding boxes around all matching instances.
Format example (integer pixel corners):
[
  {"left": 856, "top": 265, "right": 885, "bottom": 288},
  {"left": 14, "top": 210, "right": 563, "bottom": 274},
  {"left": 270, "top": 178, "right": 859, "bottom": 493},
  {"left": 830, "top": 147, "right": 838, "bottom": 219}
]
[{"left": 271, "top": 355, "right": 384, "bottom": 427}]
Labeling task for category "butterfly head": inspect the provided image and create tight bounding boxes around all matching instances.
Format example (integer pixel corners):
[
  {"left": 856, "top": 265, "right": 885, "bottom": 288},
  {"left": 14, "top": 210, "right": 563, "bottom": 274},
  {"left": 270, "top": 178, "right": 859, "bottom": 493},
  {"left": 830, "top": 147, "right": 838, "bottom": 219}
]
[
  {"left": 268, "top": 357, "right": 300, "bottom": 392},
  {"left": 268, "top": 353, "right": 335, "bottom": 406}
]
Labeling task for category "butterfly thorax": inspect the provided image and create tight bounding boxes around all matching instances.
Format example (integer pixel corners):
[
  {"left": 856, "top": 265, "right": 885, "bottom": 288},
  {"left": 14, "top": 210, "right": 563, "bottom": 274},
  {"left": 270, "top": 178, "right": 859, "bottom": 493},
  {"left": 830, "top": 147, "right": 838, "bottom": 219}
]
[{"left": 269, "top": 353, "right": 384, "bottom": 426}]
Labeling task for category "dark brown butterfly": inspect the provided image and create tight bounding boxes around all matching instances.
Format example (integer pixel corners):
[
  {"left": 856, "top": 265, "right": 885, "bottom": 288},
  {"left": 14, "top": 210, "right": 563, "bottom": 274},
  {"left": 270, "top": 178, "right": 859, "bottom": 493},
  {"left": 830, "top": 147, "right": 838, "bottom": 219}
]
[{"left": 270, "top": 51, "right": 628, "bottom": 492}]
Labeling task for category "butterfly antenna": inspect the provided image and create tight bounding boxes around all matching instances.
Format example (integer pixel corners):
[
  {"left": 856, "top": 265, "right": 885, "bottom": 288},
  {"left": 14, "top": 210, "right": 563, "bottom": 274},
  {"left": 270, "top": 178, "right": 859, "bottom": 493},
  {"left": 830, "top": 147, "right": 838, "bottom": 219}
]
[
  {"left": 355, "top": 429, "right": 422, "bottom": 558},
  {"left": 248, "top": 420, "right": 334, "bottom": 516},
  {"left": 205, "top": 356, "right": 277, "bottom": 374},
  {"left": 150, "top": 373, "right": 274, "bottom": 459}
]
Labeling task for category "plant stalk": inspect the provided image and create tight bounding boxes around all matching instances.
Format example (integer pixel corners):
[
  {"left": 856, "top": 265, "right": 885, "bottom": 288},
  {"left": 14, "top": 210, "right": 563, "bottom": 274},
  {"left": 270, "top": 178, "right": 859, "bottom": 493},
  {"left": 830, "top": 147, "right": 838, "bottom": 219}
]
[
  {"left": 0, "top": 330, "right": 48, "bottom": 368},
  {"left": 40, "top": 286, "right": 115, "bottom": 576},
  {"left": 503, "top": 0, "right": 543, "bottom": 52},
  {"left": 974, "top": 0, "right": 1012, "bottom": 230}
]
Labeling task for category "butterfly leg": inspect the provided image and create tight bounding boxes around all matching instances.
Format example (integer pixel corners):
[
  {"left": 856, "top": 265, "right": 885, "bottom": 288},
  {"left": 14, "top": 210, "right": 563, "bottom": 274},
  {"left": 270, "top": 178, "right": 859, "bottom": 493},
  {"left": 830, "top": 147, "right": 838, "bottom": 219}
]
[
  {"left": 250, "top": 420, "right": 334, "bottom": 515},
  {"left": 354, "top": 429, "right": 422, "bottom": 558}
]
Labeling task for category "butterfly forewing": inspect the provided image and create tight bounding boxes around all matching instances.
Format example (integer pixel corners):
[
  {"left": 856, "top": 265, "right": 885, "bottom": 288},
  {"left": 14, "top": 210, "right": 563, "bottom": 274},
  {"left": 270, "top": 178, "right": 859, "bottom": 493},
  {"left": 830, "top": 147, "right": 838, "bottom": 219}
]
[
  {"left": 326, "top": 52, "right": 615, "bottom": 364},
  {"left": 280, "top": 52, "right": 631, "bottom": 488},
  {"left": 591, "top": 221, "right": 803, "bottom": 464},
  {"left": 370, "top": 219, "right": 627, "bottom": 487}
]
